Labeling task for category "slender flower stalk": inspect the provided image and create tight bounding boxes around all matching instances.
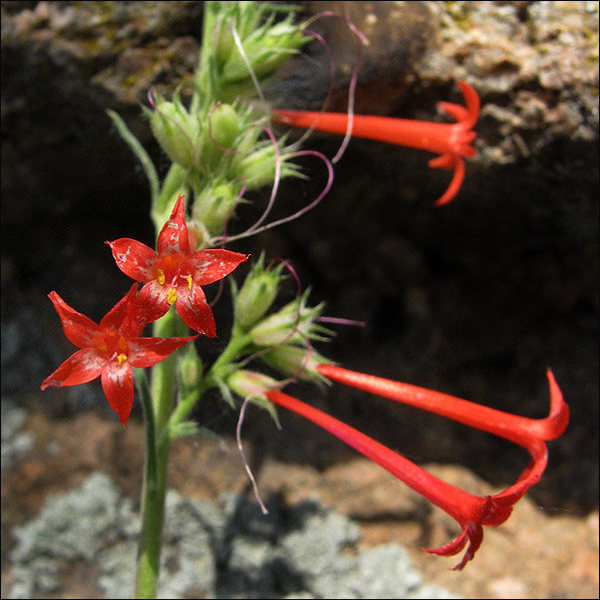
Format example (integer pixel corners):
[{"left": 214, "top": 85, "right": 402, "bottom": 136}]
[
  {"left": 274, "top": 81, "right": 480, "bottom": 205},
  {"left": 264, "top": 365, "right": 568, "bottom": 569}
]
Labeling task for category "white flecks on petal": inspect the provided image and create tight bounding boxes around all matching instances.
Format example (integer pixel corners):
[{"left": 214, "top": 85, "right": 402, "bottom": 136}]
[
  {"left": 106, "top": 361, "right": 128, "bottom": 386},
  {"left": 79, "top": 351, "right": 107, "bottom": 371},
  {"left": 116, "top": 247, "right": 132, "bottom": 264}
]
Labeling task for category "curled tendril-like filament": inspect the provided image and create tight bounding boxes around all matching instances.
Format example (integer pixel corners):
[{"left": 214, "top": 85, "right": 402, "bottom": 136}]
[{"left": 299, "top": 9, "right": 369, "bottom": 164}]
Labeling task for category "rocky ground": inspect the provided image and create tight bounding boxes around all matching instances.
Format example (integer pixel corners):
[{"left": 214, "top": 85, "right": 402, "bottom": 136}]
[{"left": 1, "top": 404, "right": 598, "bottom": 599}]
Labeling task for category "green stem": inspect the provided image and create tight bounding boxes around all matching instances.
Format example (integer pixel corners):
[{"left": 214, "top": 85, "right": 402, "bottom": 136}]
[
  {"left": 166, "top": 331, "right": 251, "bottom": 435},
  {"left": 134, "top": 309, "right": 182, "bottom": 598},
  {"left": 207, "top": 329, "right": 253, "bottom": 382},
  {"left": 133, "top": 368, "right": 161, "bottom": 599},
  {"left": 193, "top": 0, "right": 219, "bottom": 112},
  {"left": 164, "top": 384, "right": 206, "bottom": 445}
]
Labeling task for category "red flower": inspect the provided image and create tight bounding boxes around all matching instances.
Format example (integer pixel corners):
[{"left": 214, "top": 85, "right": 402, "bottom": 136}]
[
  {"left": 274, "top": 81, "right": 480, "bottom": 205},
  {"left": 265, "top": 364, "right": 568, "bottom": 569},
  {"left": 107, "top": 195, "right": 248, "bottom": 335},
  {"left": 41, "top": 284, "right": 198, "bottom": 425}
]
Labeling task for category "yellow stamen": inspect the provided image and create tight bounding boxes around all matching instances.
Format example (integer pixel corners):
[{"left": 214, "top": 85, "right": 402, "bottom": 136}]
[
  {"left": 156, "top": 268, "right": 166, "bottom": 285},
  {"left": 167, "top": 287, "right": 178, "bottom": 305},
  {"left": 117, "top": 353, "right": 128, "bottom": 365},
  {"left": 186, "top": 275, "right": 193, "bottom": 290}
]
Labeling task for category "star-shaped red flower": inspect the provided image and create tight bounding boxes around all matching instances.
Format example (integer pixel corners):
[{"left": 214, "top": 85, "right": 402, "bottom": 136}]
[
  {"left": 107, "top": 195, "right": 248, "bottom": 335},
  {"left": 41, "top": 284, "right": 198, "bottom": 424}
]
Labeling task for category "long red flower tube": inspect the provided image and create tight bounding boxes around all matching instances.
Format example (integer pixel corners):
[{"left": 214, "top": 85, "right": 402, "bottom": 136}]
[
  {"left": 273, "top": 81, "right": 480, "bottom": 205},
  {"left": 264, "top": 365, "right": 568, "bottom": 569},
  {"left": 317, "top": 364, "right": 569, "bottom": 448}
]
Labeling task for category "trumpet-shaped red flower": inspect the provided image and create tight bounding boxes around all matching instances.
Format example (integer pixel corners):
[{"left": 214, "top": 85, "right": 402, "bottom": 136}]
[
  {"left": 41, "top": 284, "right": 198, "bottom": 425},
  {"left": 274, "top": 81, "right": 480, "bottom": 205},
  {"left": 265, "top": 364, "right": 568, "bottom": 569},
  {"left": 107, "top": 195, "right": 248, "bottom": 335}
]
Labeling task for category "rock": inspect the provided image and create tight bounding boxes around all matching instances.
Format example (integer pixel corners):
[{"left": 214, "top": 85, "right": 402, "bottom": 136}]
[
  {"left": 1, "top": 411, "right": 598, "bottom": 598},
  {"left": 7, "top": 470, "right": 457, "bottom": 599}
]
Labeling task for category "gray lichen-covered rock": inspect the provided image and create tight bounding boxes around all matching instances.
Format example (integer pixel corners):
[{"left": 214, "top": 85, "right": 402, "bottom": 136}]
[
  {"left": 9, "top": 473, "right": 138, "bottom": 597},
  {"left": 1, "top": 399, "right": 33, "bottom": 468},
  {"left": 8, "top": 472, "right": 458, "bottom": 599}
]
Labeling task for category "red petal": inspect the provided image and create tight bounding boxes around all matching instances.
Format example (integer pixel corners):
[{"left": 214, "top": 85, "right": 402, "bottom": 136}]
[
  {"left": 176, "top": 285, "right": 216, "bottom": 336},
  {"left": 136, "top": 280, "right": 171, "bottom": 323},
  {"left": 424, "top": 522, "right": 483, "bottom": 571},
  {"left": 186, "top": 248, "right": 248, "bottom": 286},
  {"left": 124, "top": 294, "right": 152, "bottom": 337},
  {"left": 157, "top": 195, "right": 190, "bottom": 256},
  {"left": 457, "top": 81, "right": 480, "bottom": 130},
  {"left": 99, "top": 283, "right": 138, "bottom": 332},
  {"left": 107, "top": 239, "right": 158, "bottom": 281},
  {"left": 424, "top": 524, "right": 469, "bottom": 557},
  {"left": 492, "top": 439, "right": 548, "bottom": 510},
  {"left": 434, "top": 157, "right": 465, "bottom": 206},
  {"left": 128, "top": 335, "right": 199, "bottom": 368},
  {"left": 428, "top": 154, "right": 455, "bottom": 170},
  {"left": 438, "top": 101, "right": 469, "bottom": 123},
  {"left": 101, "top": 362, "right": 134, "bottom": 425},
  {"left": 41, "top": 348, "right": 105, "bottom": 389},
  {"left": 536, "top": 369, "right": 569, "bottom": 440},
  {"left": 47, "top": 291, "right": 102, "bottom": 348}
]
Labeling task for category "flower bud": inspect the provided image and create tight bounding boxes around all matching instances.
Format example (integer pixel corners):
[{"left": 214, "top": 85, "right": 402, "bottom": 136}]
[
  {"left": 233, "top": 144, "right": 279, "bottom": 190},
  {"left": 214, "top": 24, "right": 234, "bottom": 67},
  {"left": 219, "top": 15, "right": 305, "bottom": 84},
  {"left": 260, "top": 345, "right": 329, "bottom": 383},
  {"left": 210, "top": 103, "right": 240, "bottom": 147},
  {"left": 249, "top": 291, "right": 328, "bottom": 347},
  {"left": 177, "top": 343, "right": 203, "bottom": 393},
  {"left": 227, "top": 369, "right": 280, "bottom": 423},
  {"left": 234, "top": 256, "right": 283, "bottom": 331},
  {"left": 149, "top": 98, "right": 198, "bottom": 169},
  {"left": 201, "top": 103, "right": 241, "bottom": 171},
  {"left": 192, "top": 180, "right": 243, "bottom": 237},
  {"left": 228, "top": 369, "right": 278, "bottom": 400}
]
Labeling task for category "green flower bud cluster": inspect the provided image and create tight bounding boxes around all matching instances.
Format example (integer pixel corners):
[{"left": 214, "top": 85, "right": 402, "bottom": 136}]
[
  {"left": 231, "top": 260, "right": 332, "bottom": 383},
  {"left": 147, "top": 94, "right": 301, "bottom": 241},
  {"left": 208, "top": 1, "right": 308, "bottom": 103},
  {"left": 147, "top": 94, "right": 243, "bottom": 177},
  {"left": 112, "top": 1, "right": 310, "bottom": 242}
]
